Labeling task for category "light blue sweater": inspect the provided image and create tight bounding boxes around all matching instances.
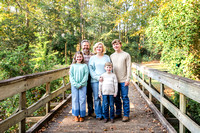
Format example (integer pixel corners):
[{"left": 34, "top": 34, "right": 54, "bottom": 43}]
[
  {"left": 70, "top": 63, "right": 89, "bottom": 88},
  {"left": 88, "top": 55, "right": 111, "bottom": 83}
]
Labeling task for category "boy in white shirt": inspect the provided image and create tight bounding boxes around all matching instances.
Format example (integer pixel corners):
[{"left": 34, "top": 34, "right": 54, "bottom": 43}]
[{"left": 99, "top": 62, "right": 118, "bottom": 123}]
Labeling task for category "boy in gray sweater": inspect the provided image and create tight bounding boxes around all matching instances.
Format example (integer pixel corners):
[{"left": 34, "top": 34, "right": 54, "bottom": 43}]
[{"left": 99, "top": 62, "right": 118, "bottom": 123}]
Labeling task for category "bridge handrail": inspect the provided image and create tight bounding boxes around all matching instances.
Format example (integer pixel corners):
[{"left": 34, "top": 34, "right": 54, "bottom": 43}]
[
  {"left": 0, "top": 67, "right": 70, "bottom": 133},
  {"left": 132, "top": 63, "right": 200, "bottom": 133}
]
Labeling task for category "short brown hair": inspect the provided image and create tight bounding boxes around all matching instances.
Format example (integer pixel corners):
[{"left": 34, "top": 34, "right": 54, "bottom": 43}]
[
  {"left": 104, "top": 62, "right": 113, "bottom": 67},
  {"left": 112, "top": 39, "right": 122, "bottom": 45}
]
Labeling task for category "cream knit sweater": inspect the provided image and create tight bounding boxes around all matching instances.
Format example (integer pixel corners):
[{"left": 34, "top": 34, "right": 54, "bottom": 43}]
[
  {"left": 110, "top": 50, "right": 131, "bottom": 83},
  {"left": 99, "top": 72, "right": 118, "bottom": 96}
]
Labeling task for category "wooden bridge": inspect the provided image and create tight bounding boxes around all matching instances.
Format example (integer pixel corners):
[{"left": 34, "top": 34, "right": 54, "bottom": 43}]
[{"left": 0, "top": 63, "right": 200, "bottom": 133}]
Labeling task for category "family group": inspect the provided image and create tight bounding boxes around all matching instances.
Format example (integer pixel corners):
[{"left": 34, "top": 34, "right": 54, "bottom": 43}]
[{"left": 69, "top": 39, "right": 131, "bottom": 123}]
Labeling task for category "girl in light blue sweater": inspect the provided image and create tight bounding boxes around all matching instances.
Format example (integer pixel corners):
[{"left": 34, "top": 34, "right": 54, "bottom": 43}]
[{"left": 70, "top": 51, "right": 89, "bottom": 122}]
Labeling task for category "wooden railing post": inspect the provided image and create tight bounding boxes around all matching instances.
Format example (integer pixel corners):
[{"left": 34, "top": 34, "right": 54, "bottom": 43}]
[
  {"left": 149, "top": 77, "right": 152, "bottom": 101},
  {"left": 46, "top": 82, "right": 51, "bottom": 114},
  {"left": 131, "top": 63, "right": 200, "bottom": 133},
  {"left": 62, "top": 76, "right": 66, "bottom": 100},
  {"left": 142, "top": 72, "right": 145, "bottom": 92},
  {"left": 137, "top": 69, "right": 140, "bottom": 86},
  {"left": 19, "top": 91, "right": 26, "bottom": 133},
  {"left": 180, "top": 93, "right": 186, "bottom": 133},
  {"left": 160, "top": 83, "right": 164, "bottom": 115},
  {"left": 133, "top": 68, "right": 137, "bottom": 83}
]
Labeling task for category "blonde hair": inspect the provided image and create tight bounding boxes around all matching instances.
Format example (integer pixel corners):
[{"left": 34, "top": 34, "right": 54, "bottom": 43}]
[
  {"left": 105, "top": 62, "right": 113, "bottom": 67},
  {"left": 93, "top": 42, "right": 106, "bottom": 54}
]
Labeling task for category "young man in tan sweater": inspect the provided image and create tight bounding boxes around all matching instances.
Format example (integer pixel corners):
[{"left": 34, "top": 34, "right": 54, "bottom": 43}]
[{"left": 110, "top": 39, "right": 131, "bottom": 122}]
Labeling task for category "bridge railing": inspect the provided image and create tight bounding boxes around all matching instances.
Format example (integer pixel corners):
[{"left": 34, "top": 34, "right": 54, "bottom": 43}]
[
  {"left": 132, "top": 63, "right": 200, "bottom": 133},
  {"left": 0, "top": 67, "right": 71, "bottom": 133}
]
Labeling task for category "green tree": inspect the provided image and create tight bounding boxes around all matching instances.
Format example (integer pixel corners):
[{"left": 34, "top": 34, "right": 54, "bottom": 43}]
[{"left": 146, "top": 0, "right": 200, "bottom": 80}]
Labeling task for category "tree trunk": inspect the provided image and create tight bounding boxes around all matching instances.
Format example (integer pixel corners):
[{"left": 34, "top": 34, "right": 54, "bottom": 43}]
[
  {"left": 80, "top": 0, "right": 84, "bottom": 40},
  {"left": 118, "top": 22, "right": 121, "bottom": 40},
  {"left": 65, "top": 42, "right": 67, "bottom": 64}
]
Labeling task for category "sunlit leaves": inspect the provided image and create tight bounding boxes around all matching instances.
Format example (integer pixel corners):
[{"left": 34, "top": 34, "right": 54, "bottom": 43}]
[{"left": 146, "top": 0, "right": 199, "bottom": 80}]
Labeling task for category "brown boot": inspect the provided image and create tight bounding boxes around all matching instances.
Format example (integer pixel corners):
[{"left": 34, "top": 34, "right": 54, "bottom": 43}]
[
  {"left": 115, "top": 115, "right": 122, "bottom": 119},
  {"left": 75, "top": 116, "right": 79, "bottom": 122},
  {"left": 122, "top": 116, "right": 129, "bottom": 122},
  {"left": 80, "top": 117, "right": 84, "bottom": 122},
  {"left": 104, "top": 119, "right": 108, "bottom": 123}
]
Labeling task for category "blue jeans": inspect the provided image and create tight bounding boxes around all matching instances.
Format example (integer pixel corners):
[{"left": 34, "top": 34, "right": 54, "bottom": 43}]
[
  {"left": 71, "top": 85, "right": 87, "bottom": 117},
  {"left": 91, "top": 82, "right": 102, "bottom": 118},
  {"left": 87, "top": 75, "right": 94, "bottom": 115},
  {"left": 103, "top": 95, "right": 114, "bottom": 119},
  {"left": 114, "top": 82, "right": 130, "bottom": 117}
]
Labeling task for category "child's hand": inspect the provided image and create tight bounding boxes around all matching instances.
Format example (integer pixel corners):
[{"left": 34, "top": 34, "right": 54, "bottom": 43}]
[
  {"left": 78, "top": 86, "right": 82, "bottom": 89},
  {"left": 125, "top": 81, "right": 129, "bottom": 86},
  {"left": 99, "top": 94, "right": 102, "bottom": 98},
  {"left": 99, "top": 77, "right": 103, "bottom": 82},
  {"left": 114, "top": 94, "right": 117, "bottom": 97}
]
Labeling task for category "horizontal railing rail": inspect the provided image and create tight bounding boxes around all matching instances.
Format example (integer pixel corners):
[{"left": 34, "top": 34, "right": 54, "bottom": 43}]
[
  {"left": 0, "top": 67, "right": 71, "bottom": 133},
  {"left": 132, "top": 63, "right": 200, "bottom": 133}
]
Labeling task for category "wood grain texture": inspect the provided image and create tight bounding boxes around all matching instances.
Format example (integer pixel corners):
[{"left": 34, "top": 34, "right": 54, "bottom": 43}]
[
  {"left": 0, "top": 67, "right": 69, "bottom": 100},
  {"left": 133, "top": 72, "right": 200, "bottom": 133},
  {"left": 0, "top": 67, "right": 70, "bottom": 132},
  {"left": 132, "top": 63, "right": 200, "bottom": 103}
]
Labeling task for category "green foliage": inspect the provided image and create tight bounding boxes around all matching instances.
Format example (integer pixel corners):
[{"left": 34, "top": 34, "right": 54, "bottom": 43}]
[
  {"left": 0, "top": 0, "right": 199, "bottom": 132},
  {"left": 0, "top": 44, "right": 31, "bottom": 80},
  {"left": 0, "top": 95, "right": 19, "bottom": 120},
  {"left": 146, "top": 1, "right": 200, "bottom": 128},
  {"left": 145, "top": 0, "right": 200, "bottom": 80},
  {"left": 30, "top": 33, "right": 59, "bottom": 72},
  {"left": 0, "top": 11, "right": 36, "bottom": 49}
]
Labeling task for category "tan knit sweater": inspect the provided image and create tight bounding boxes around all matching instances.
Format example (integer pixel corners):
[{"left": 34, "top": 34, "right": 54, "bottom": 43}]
[{"left": 110, "top": 50, "right": 131, "bottom": 83}]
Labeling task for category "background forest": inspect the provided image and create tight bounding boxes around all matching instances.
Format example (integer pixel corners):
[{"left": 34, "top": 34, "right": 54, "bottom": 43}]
[
  {"left": 0, "top": 0, "right": 199, "bottom": 132},
  {"left": 1, "top": 0, "right": 199, "bottom": 81}
]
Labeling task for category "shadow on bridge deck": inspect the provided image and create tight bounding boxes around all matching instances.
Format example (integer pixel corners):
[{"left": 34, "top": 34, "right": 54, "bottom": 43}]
[{"left": 42, "top": 83, "right": 167, "bottom": 133}]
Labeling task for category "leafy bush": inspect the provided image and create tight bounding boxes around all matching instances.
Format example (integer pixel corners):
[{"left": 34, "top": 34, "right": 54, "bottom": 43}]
[
  {"left": 146, "top": 1, "right": 200, "bottom": 129},
  {"left": 0, "top": 44, "right": 32, "bottom": 80},
  {"left": 145, "top": 0, "right": 200, "bottom": 80},
  {"left": 30, "top": 33, "right": 59, "bottom": 73}
]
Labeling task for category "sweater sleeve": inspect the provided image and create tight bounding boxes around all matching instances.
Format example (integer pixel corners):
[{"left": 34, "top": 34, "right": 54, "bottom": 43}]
[
  {"left": 126, "top": 53, "right": 132, "bottom": 82},
  {"left": 89, "top": 56, "right": 100, "bottom": 80},
  {"left": 113, "top": 74, "right": 118, "bottom": 96},
  {"left": 99, "top": 80, "right": 103, "bottom": 96},
  {"left": 110, "top": 55, "right": 115, "bottom": 73},
  {"left": 99, "top": 75, "right": 103, "bottom": 95},
  {"left": 69, "top": 65, "right": 79, "bottom": 88},
  {"left": 79, "top": 64, "right": 89, "bottom": 86}
]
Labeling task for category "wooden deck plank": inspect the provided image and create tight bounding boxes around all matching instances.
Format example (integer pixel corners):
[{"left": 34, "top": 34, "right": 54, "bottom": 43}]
[{"left": 41, "top": 84, "right": 167, "bottom": 133}]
